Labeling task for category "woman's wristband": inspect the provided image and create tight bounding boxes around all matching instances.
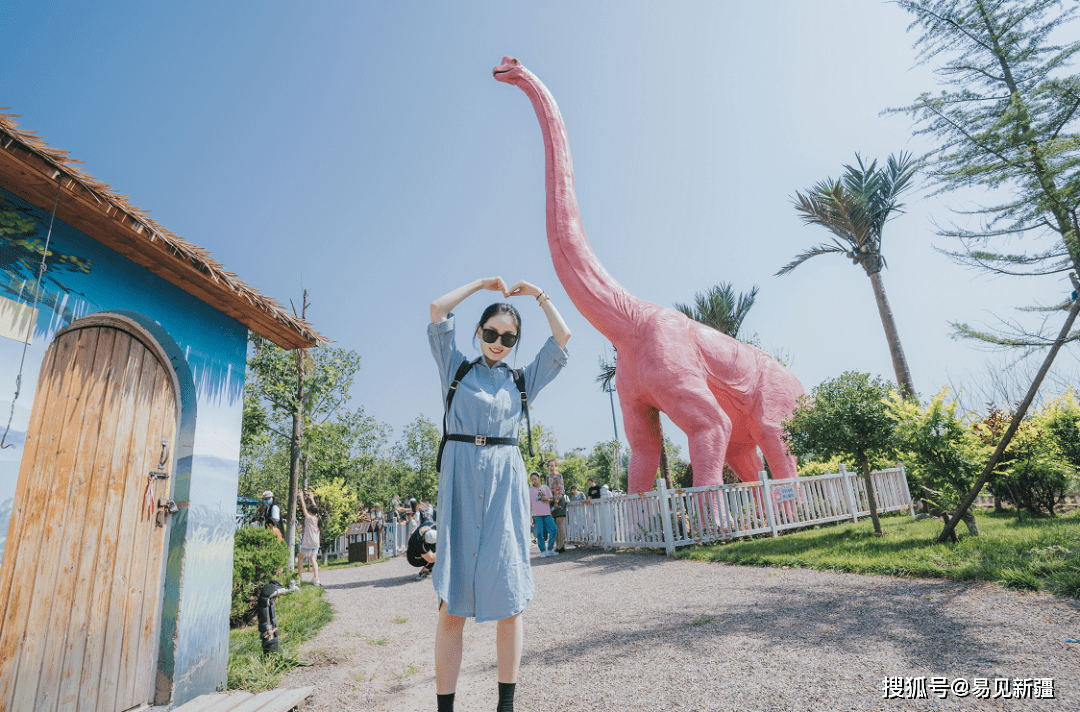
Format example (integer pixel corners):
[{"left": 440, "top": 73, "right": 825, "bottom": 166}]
[{"left": 536, "top": 292, "right": 551, "bottom": 307}]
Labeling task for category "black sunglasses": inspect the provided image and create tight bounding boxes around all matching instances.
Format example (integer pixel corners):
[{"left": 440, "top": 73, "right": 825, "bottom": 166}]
[{"left": 481, "top": 328, "right": 518, "bottom": 348}]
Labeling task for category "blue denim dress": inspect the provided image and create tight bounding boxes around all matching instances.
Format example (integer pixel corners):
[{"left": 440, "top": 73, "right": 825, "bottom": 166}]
[{"left": 428, "top": 315, "right": 568, "bottom": 622}]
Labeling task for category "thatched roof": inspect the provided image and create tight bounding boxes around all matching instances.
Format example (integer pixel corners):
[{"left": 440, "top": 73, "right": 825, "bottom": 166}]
[{"left": 0, "top": 111, "right": 325, "bottom": 350}]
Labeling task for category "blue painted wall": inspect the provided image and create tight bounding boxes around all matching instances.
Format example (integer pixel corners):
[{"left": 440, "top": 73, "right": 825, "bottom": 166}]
[{"left": 0, "top": 187, "right": 247, "bottom": 707}]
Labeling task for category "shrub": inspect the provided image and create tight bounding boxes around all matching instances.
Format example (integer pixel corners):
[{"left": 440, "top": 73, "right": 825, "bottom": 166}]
[
  {"left": 783, "top": 372, "right": 898, "bottom": 534},
  {"left": 887, "top": 388, "right": 984, "bottom": 516},
  {"left": 976, "top": 405, "right": 1075, "bottom": 517},
  {"left": 231, "top": 526, "right": 288, "bottom": 627}
]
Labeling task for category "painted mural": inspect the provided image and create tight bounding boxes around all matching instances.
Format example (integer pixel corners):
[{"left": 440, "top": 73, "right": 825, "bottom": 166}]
[{"left": 0, "top": 186, "right": 247, "bottom": 705}]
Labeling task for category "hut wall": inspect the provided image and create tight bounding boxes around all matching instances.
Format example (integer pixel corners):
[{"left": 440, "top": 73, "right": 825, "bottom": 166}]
[{"left": 0, "top": 187, "right": 247, "bottom": 706}]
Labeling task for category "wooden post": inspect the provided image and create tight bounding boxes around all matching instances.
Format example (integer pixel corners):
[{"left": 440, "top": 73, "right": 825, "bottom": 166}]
[
  {"left": 899, "top": 466, "right": 916, "bottom": 518},
  {"left": 600, "top": 499, "right": 613, "bottom": 550},
  {"left": 759, "top": 470, "right": 779, "bottom": 538},
  {"left": 656, "top": 478, "right": 675, "bottom": 556},
  {"left": 840, "top": 465, "right": 859, "bottom": 523}
]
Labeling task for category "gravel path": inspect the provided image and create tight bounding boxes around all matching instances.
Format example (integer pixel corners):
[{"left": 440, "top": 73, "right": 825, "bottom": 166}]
[{"left": 282, "top": 547, "right": 1079, "bottom": 711}]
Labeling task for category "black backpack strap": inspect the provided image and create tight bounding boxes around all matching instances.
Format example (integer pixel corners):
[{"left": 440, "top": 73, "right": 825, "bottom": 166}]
[
  {"left": 512, "top": 368, "right": 533, "bottom": 458},
  {"left": 436, "top": 358, "right": 479, "bottom": 473}
]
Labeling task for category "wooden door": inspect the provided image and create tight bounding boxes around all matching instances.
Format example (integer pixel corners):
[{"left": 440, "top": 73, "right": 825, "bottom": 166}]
[{"left": 0, "top": 318, "right": 177, "bottom": 712}]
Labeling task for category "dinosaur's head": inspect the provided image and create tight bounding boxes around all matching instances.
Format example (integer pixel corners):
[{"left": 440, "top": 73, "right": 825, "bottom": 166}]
[{"left": 493, "top": 56, "right": 526, "bottom": 84}]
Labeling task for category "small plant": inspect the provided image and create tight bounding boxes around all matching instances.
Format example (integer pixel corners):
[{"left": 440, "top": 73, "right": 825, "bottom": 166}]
[
  {"left": 392, "top": 616, "right": 408, "bottom": 624},
  {"left": 690, "top": 616, "right": 714, "bottom": 626},
  {"left": 368, "top": 636, "right": 389, "bottom": 646},
  {"left": 392, "top": 664, "right": 420, "bottom": 678}
]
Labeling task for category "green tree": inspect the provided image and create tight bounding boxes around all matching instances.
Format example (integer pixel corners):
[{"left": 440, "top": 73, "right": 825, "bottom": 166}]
[
  {"left": 310, "top": 477, "right": 360, "bottom": 561},
  {"left": 1045, "top": 391, "right": 1080, "bottom": 471},
  {"left": 891, "top": 0, "right": 1080, "bottom": 540},
  {"left": 556, "top": 448, "right": 590, "bottom": 494},
  {"left": 518, "top": 420, "right": 560, "bottom": 475},
  {"left": 302, "top": 407, "right": 389, "bottom": 488},
  {"left": 783, "top": 372, "right": 898, "bottom": 535},
  {"left": 245, "top": 318, "right": 362, "bottom": 571},
  {"left": 779, "top": 153, "right": 919, "bottom": 400},
  {"left": 892, "top": 0, "right": 1080, "bottom": 323},
  {"left": 393, "top": 416, "right": 440, "bottom": 504},
  {"left": 586, "top": 439, "right": 623, "bottom": 489},
  {"left": 886, "top": 388, "right": 985, "bottom": 537}
]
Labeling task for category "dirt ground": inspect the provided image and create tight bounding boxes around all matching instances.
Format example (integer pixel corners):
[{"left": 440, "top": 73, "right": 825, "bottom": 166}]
[{"left": 282, "top": 547, "right": 1080, "bottom": 712}]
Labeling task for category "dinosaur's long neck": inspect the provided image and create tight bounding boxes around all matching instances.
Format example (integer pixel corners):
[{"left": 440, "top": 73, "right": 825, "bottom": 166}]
[{"left": 514, "top": 70, "right": 640, "bottom": 344}]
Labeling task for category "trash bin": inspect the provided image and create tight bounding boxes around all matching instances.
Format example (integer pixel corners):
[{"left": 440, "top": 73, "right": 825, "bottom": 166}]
[{"left": 347, "top": 521, "right": 381, "bottom": 563}]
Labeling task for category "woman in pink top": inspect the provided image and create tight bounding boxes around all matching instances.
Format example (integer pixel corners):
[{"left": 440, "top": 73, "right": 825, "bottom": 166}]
[{"left": 528, "top": 472, "right": 557, "bottom": 557}]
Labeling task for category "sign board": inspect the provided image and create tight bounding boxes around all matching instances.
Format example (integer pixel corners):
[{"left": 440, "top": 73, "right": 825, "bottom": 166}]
[{"left": 772, "top": 484, "right": 797, "bottom": 503}]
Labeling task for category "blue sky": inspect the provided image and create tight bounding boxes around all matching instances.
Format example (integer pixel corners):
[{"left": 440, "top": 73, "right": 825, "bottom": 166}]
[{"left": 3, "top": 1, "right": 1077, "bottom": 458}]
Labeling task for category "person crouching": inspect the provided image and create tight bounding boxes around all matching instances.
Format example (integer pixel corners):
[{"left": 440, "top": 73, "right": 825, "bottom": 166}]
[{"left": 408, "top": 519, "right": 437, "bottom": 579}]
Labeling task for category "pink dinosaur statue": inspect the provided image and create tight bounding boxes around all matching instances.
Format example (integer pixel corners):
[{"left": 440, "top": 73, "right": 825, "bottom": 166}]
[{"left": 494, "top": 56, "right": 807, "bottom": 493}]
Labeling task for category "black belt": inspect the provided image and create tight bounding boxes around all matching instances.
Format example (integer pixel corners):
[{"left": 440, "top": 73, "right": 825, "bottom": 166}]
[{"left": 446, "top": 434, "right": 518, "bottom": 447}]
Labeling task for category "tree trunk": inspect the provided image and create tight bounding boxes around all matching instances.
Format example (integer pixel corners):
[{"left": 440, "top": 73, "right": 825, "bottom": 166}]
[
  {"left": 862, "top": 454, "right": 883, "bottom": 535},
  {"left": 286, "top": 391, "right": 302, "bottom": 573},
  {"left": 867, "top": 270, "right": 917, "bottom": 401},
  {"left": 658, "top": 423, "right": 673, "bottom": 490},
  {"left": 285, "top": 291, "right": 310, "bottom": 573},
  {"left": 938, "top": 273, "right": 1080, "bottom": 543}
]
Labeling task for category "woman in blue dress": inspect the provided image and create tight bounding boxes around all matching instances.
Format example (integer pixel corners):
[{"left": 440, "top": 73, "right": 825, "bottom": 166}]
[{"left": 429, "top": 276, "right": 570, "bottom": 712}]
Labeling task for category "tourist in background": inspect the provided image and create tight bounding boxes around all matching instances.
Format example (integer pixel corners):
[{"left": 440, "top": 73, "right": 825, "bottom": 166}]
[
  {"left": 529, "top": 472, "right": 558, "bottom": 557},
  {"left": 545, "top": 458, "right": 567, "bottom": 553}
]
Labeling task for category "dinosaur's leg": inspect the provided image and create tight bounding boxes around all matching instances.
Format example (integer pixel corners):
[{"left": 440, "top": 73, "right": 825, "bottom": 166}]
[
  {"left": 656, "top": 386, "right": 733, "bottom": 489},
  {"left": 725, "top": 439, "right": 763, "bottom": 484},
  {"left": 622, "top": 402, "right": 663, "bottom": 495},
  {"left": 752, "top": 392, "right": 801, "bottom": 481}
]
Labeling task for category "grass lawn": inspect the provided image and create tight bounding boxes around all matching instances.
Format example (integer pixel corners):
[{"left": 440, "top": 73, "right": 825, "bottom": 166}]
[
  {"left": 227, "top": 582, "right": 335, "bottom": 692},
  {"left": 675, "top": 508, "right": 1080, "bottom": 598}
]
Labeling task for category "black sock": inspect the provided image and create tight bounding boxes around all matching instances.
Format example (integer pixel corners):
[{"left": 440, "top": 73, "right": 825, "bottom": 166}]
[
  {"left": 497, "top": 681, "right": 516, "bottom": 712},
  {"left": 437, "top": 692, "right": 455, "bottom": 712}
]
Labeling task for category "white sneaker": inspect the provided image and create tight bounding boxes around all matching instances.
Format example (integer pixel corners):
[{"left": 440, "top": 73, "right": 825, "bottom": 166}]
[
  {"left": 540, "top": 551, "right": 549, "bottom": 558},
  {"left": 549, "top": 550, "right": 559, "bottom": 556}
]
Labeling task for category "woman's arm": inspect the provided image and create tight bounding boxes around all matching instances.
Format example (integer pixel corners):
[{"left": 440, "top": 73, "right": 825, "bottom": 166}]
[
  {"left": 506, "top": 280, "right": 571, "bottom": 348},
  {"left": 431, "top": 277, "right": 510, "bottom": 323}
]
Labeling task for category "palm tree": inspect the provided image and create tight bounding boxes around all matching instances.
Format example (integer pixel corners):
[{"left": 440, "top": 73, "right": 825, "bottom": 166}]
[
  {"left": 674, "top": 282, "right": 759, "bottom": 342},
  {"left": 778, "top": 152, "right": 918, "bottom": 400}
]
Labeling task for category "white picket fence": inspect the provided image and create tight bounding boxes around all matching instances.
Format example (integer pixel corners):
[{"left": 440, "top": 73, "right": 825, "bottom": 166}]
[{"left": 565, "top": 465, "right": 914, "bottom": 554}]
